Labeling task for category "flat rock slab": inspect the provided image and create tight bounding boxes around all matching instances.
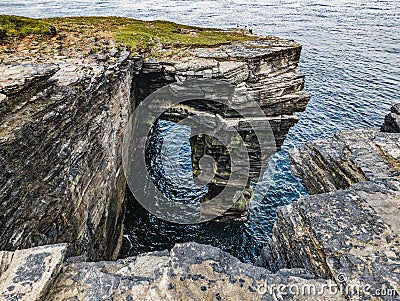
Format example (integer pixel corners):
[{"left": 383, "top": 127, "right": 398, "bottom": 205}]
[
  {"left": 0, "top": 244, "right": 67, "bottom": 301},
  {"left": 46, "top": 242, "right": 344, "bottom": 301}
]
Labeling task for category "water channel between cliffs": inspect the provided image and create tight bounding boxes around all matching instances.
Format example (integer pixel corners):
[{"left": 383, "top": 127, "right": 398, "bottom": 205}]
[{"left": 121, "top": 110, "right": 307, "bottom": 263}]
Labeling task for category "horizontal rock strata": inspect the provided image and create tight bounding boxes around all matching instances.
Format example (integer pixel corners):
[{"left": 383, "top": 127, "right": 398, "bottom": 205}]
[
  {"left": 147, "top": 39, "right": 309, "bottom": 148},
  {"left": 290, "top": 129, "right": 400, "bottom": 194},
  {"left": 151, "top": 39, "right": 309, "bottom": 218}
]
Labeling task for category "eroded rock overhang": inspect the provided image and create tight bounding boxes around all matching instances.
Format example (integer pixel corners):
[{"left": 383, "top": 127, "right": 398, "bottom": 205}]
[{"left": 132, "top": 38, "right": 310, "bottom": 220}]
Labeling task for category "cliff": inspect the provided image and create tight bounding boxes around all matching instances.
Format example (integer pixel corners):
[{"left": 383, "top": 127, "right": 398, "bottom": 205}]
[
  {"left": 3, "top": 113, "right": 399, "bottom": 300},
  {"left": 0, "top": 56, "right": 135, "bottom": 261},
  {"left": 129, "top": 38, "right": 309, "bottom": 220},
  {"left": 1, "top": 16, "right": 398, "bottom": 300},
  {"left": 0, "top": 16, "right": 309, "bottom": 259},
  {"left": 258, "top": 104, "right": 400, "bottom": 300}
]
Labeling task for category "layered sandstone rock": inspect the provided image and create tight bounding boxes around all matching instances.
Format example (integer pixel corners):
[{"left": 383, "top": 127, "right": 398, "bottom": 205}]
[
  {"left": 148, "top": 39, "right": 309, "bottom": 219},
  {"left": 145, "top": 38, "right": 309, "bottom": 148},
  {"left": 2, "top": 18, "right": 398, "bottom": 300},
  {"left": 4, "top": 135, "right": 399, "bottom": 301},
  {"left": 289, "top": 129, "right": 400, "bottom": 194},
  {"left": 258, "top": 179, "right": 400, "bottom": 300}
]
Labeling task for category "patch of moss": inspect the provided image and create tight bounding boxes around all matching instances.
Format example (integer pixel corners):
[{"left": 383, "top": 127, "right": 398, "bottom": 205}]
[
  {"left": 0, "top": 15, "right": 55, "bottom": 38},
  {"left": 90, "top": 46, "right": 100, "bottom": 54},
  {"left": 234, "top": 195, "right": 249, "bottom": 211}
]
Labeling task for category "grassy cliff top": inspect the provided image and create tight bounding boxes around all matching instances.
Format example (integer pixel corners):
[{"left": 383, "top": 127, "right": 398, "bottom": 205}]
[
  {"left": 0, "top": 15, "right": 56, "bottom": 37},
  {"left": 0, "top": 15, "right": 257, "bottom": 60}
]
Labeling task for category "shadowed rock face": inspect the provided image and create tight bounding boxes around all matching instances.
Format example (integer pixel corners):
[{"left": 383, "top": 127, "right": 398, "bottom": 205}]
[
  {"left": 381, "top": 103, "right": 400, "bottom": 133},
  {"left": 258, "top": 106, "right": 400, "bottom": 300},
  {"left": 0, "top": 55, "right": 136, "bottom": 261}
]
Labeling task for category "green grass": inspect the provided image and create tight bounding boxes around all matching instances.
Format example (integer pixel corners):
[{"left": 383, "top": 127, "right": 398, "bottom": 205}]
[
  {"left": 110, "top": 19, "right": 254, "bottom": 52},
  {"left": 0, "top": 15, "right": 55, "bottom": 38},
  {"left": 47, "top": 17, "right": 256, "bottom": 53},
  {"left": 0, "top": 15, "right": 256, "bottom": 55}
]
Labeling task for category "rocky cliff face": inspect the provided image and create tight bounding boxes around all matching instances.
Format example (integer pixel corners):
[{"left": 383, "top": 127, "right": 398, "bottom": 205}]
[
  {"left": 0, "top": 16, "right": 316, "bottom": 301},
  {"left": 138, "top": 39, "right": 309, "bottom": 219},
  {"left": 2, "top": 22, "right": 398, "bottom": 298},
  {"left": 1, "top": 24, "right": 309, "bottom": 257},
  {"left": 289, "top": 129, "right": 400, "bottom": 195},
  {"left": 0, "top": 54, "right": 137, "bottom": 261},
  {"left": 146, "top": 38, "right": 309, "bottom": 148},
  {"left": 3, "top": 115, "right": 399, "bottom": 300},
  {"left": 258, "top": 105, "right": 400, "bottom": 300}
]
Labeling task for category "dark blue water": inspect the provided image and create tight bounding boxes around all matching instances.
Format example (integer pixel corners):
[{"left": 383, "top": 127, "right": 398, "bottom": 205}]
[{"left": 4, "top": 0, "right": 399, "bottom": 262}]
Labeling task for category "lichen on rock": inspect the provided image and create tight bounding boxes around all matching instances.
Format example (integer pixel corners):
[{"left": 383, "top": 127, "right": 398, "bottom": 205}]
[{"left": 0, "top": 244, "right": 67, "bottom": 301}]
